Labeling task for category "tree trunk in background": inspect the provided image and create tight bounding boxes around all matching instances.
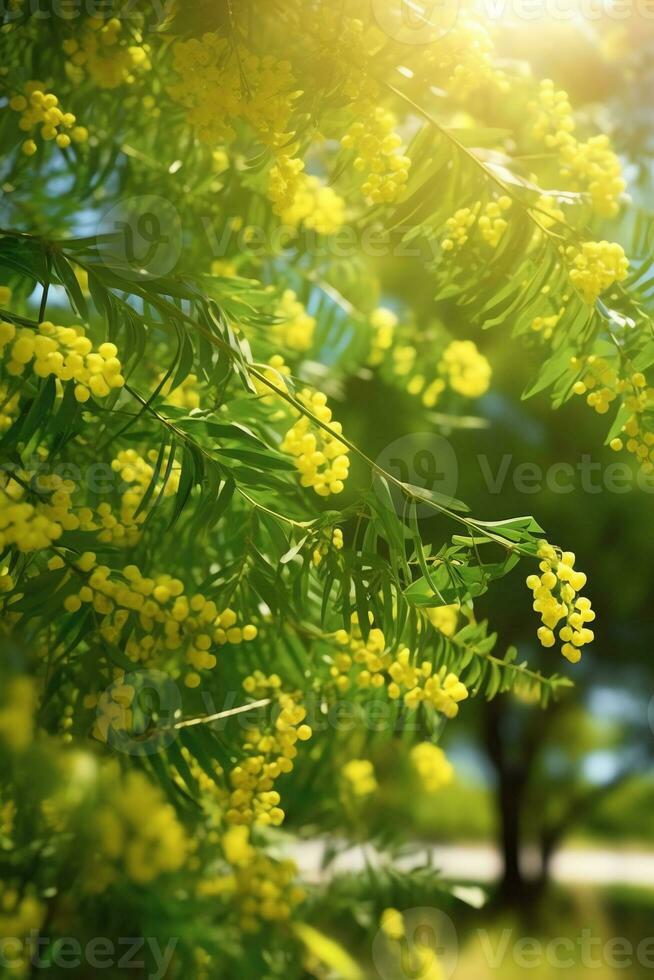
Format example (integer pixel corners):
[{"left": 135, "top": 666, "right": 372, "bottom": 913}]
[{"left": 483, "top": 698, "right": 537, "bottom": 910}]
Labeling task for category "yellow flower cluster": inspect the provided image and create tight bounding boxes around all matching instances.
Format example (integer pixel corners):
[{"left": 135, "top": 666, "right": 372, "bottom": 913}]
[
  {"left": 330, "top": 619, "right": 387, "bottom": 693},
  {"left": 170, "top": 35, "right": 299, "bottom": 147},
  {"left": 0, "top": 382, "right": 19, "bottom": 431},
  {"left": 388, "top": 651, "right": 469, "bottom": 716},
  {"left": 439, "top": 340, "right": 492, "bottom": 398},
  {"left": 531, "top": 309, "right": 563, "bottom": 341},
  {"left": 413, "top": 17, "right": 508, "bottom": 98},
  {"left": 253, "top": 353, "right": 292, "bottom": 405},
  {"left": 170, "top": 34, "right": 303, "bottom": 211},
  {"left": 202, "top": 826, "right": 305, "bottom": 932},
  {"left": 310, "top": 12, "right": 409, "bottom": 205},
  {"left": 380, "top": 907, "right": 405, "bottom": 940},
  {"left": 526, "top": 543, "right": 595, "bottom": 663},
  {"left": 0, "top": 285, "right": 11, "bottom": 306},
  {"left": 342, "top": 758, "right": 377, "bottom": 798},
  {"left": 343, "top": 106, "right": 411, "bottom": 204},
  {"left": 367, "top": 307, "right": 398, "bottom": 367},
  {"left": 108, "top": 447, "right": 181, "bottom": 543},
  {"left": 55, "top": 553, "right": 257, "bottom": 683},
  {"left": 0, "top": 320, "right": 124, "bottom": 402},
  {"left": 386, "top": 335, "right": 490, "bottom": 408},
  {"left": 330, "top": 616, "right": 468, "bottom": 716},
  {"left": 403, "top": 351, "right": 446, "bottom": 407},
  {"left": 0, "top": 566, "right": 14, "bottom": 595},
  {"left": 92, "top": 771, "right": 188, "bottom": 888},
  {"left": 571, "top": 354, "right": 622, "bottom": 416},
  {"left": 533, "top": 194, "right": 565, "bottom": 230},
  {"left": 268, "top": 151, "right": 306, "bottom": 215},
  {"left": 478, "top": 197, "right": 512, "bottom": 248},
  {"left": 572, "top": 358, "right": 654, "bottom": 470},
  {"left": 426, "top": 603, "right": 459, "bottom": 637},
  {"left": 312, "top": 526, "right": 344, "bottom": 567},
  {"left": 280, "top": 389, "right": 350, "bottom": 496},
  {"left": 0, "top": 471, "right": 78, "bottom": 552},
  {"left": 532, "top": 80, "right": 625, "bottom": 216},
  {"left": 8, "top": 79, "right": 88, "bottom": 155},
  {"left": 442, "top": 197, "right": 511, "bottom": 252},
  {"left": 273, "top": 290, "right": 316, "bottom": 353},
  {"left": 89, "top": 671, "right": 134, "bottom": 744},
  {"left": 279, "top": 173, "right": 346, "bottom": 235},
  {"left": 0, "top": 677, "right": 35, "bottom": 752},
  {"left": 565, "top": 241, "right": 629, "bottom": 305},
  {"left": 63, "top": 17, "right": 151, "bottom": 89},
  {"left": 227, "top": 673, "right": 312, "bottom": 826},
  {"left": 159, "top": 372, "right": 201, "bottom": 410},
  {"left": 409, "top": 742, "right": 454, "bottom": 792},
  {"left": 442, "top": 205, "right": 478, "bottom": 251}
]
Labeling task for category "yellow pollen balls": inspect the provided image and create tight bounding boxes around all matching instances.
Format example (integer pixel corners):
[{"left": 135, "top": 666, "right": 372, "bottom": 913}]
[
  {"left": 0, "top": 320, "right": 124, "bottom": 403},
  {"left": 170, "top": 35, "right": 299, "bottom": 147},
  {"left": 571, "top": 354, "right": 654, "bottom": 473},
  {"left": 442, "top": 197, "right": 511, "bottom": 252},
  {"left": 272, "top": 289, "right": 316, "bottom": 353},
  {"left": 278, "top": 173, "right": 346, "bottom": 236},
  {"left": 412, "top": 16, "right": 509, "bottom": 98},
  {"left": 57, "top": 552, "right": 257, "bottom": 682},
  {"left": 566, "top": 241, "right": 629, "bottom": 305},
  {"left": 267, "top": 150, "right": 305, "bottom": 214},
  {"left": 526, "top": 543, "right": 595, "bottom": 663},
  {"left": 380, "top": 908, "right": 405, "bottom": 940},
  {"left": 280, "top": 388, "right": 350, "bottom": 496},
  {"left": 442, "top": 205, "right": 478, "bottom": 252},
  {"left": 439, "top": 340, "right": 492, "bottom": 398},
  {"left": 203, "top": 826, "right": 305, "bottom": 932},
  {"left": 569, "top": 357, "right": 654, "bottom": 469},
  {"left": 227, "top": 672, "right": 311, "bottom": 826},
  {"left": 63, "top": 17, "right": 151, "bottom": 90},
  {"left": 90, "top": 673, "right": 135, "bottom": 744},
  {"left": 478, "top": 197, "right": 512, "bottom": 248},
  {"left": 8, "top": 79, "right": 88, "bottom": 154},
  {"left": 158, "top": 372, "right": 201, "bottom": 410},
  {"left": 330, "top": 614, "right": 468, "bottom": 716},
  {"left": 169, "top": 34, "right": 304, "bottom": 213},
  {"left": 342, "top": 105, "right": 411, "bottom": 204},
  {"left": 531, "top": 309, "right": 564, "bottom": 341},
  {"left": 531, "top": 79, "right": 625, "bottom": 216},
  {"left": 367, "top": 307, "right": 398, "bottom": 367},
  {"left": 425, "top": 603, "right": 459, "bottom": 637},
  {"left": 388, "top": 651, "right": 469, "bottom": 715},
  {"left": 0, "top": 382, "right": 19, "bottom": 432},
  {"left": 392, "top": 337, "right": 491, "bottom": 409},
  {"left": 90, "top": 771, "right": 188, "bottom": 890},
  {"left": 107, "top": 448, "right": 181, "bottom": 544},
  {"left": 0, "top": 471, "right": 79, "bottom": 552},
  {"left": 312, "top": 525, "right": 343, "bottom": 567},
  {"left": 342, "top": 759, "right": 377, "bottom": 798},
  {"left": 409, "top": 742, "right": 454, "bottom": 792}
]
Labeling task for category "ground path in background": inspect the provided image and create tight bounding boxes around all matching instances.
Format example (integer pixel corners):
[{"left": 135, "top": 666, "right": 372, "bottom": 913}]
[{"left": 287, "top": 840, "right": 654, "bottom": 889}]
